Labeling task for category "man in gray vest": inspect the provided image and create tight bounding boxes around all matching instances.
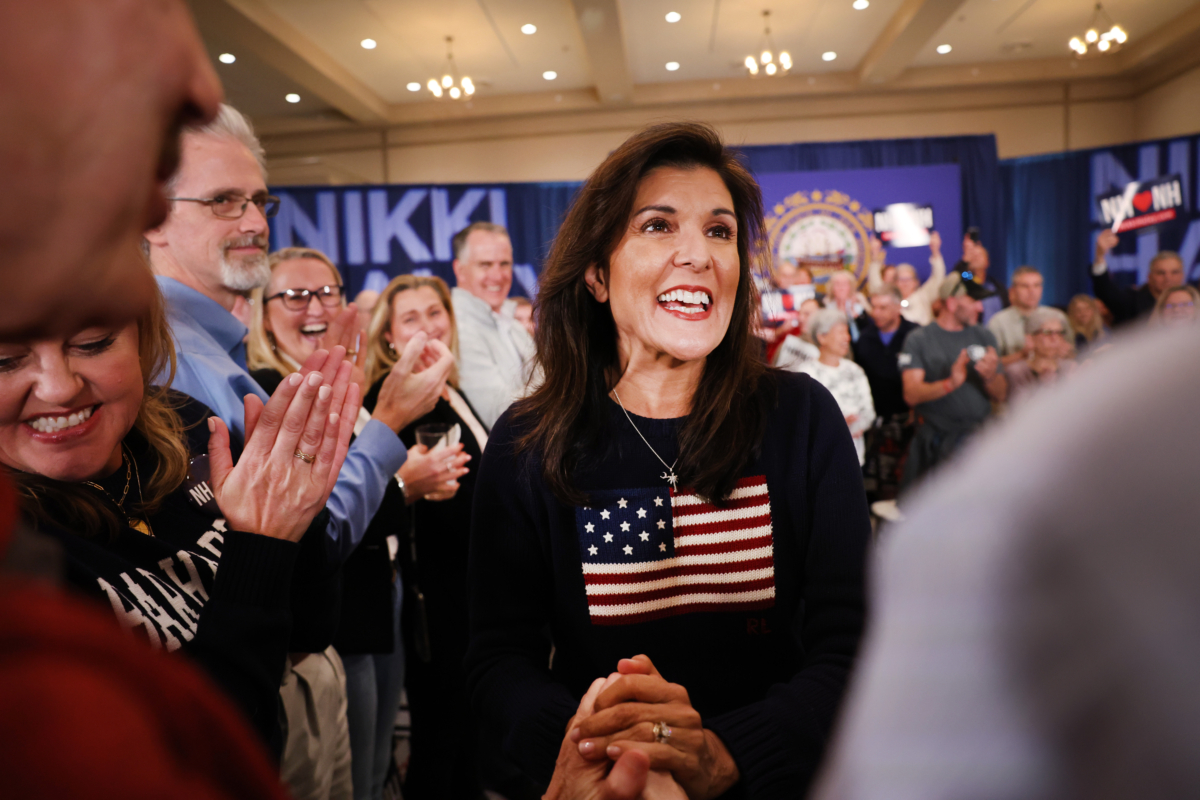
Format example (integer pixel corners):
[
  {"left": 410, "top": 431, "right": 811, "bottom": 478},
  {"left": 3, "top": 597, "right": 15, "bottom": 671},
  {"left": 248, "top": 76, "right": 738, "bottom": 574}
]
[{"left": 451, "top": 221, "right": 536, "bottom": 428}]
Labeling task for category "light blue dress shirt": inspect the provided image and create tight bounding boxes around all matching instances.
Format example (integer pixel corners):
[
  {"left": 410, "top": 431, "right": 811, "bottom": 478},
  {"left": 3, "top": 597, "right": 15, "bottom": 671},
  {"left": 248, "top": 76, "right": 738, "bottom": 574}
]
[{"left": 158, "top": 276, "right": 407, "bottom": 565}]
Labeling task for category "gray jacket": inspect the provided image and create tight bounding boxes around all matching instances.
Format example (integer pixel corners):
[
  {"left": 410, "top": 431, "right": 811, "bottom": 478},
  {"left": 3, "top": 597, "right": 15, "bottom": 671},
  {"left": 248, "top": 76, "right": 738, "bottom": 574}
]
[{"left": 452, "top": 287, "right": 536, "bottom": 428}]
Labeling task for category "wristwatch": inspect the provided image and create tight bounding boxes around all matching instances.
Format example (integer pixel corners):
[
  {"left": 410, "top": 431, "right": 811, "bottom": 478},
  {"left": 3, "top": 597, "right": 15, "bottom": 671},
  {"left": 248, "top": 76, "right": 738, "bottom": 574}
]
[{"left": 395, "top": 474, "right": 408, "bottom": 502}]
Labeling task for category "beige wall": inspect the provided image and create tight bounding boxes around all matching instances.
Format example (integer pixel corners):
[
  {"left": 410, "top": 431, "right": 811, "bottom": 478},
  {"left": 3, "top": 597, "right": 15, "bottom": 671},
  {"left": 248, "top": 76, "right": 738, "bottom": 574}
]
[
  {"left": 1135, "top": 63, "right": 1200, "bottom": 142},
  {"left": 263, "top": 77, "right": 1192, "bottom": 186}
]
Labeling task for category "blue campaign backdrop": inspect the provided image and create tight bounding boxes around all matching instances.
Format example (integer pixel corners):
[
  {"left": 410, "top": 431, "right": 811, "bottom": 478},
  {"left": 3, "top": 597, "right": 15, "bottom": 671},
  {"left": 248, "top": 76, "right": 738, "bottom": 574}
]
[
  {"left": 269, "top": 133, "right": 1001, "bottom": 297},
  {"left": 756, "top": 163, "right": 963, "bottom": 282},
  {"left": 268, "top": 181, "right": 579, "bottom": 298},
  {"left": 1001, "top": 132, "right": 1200, "bottom": 307}
]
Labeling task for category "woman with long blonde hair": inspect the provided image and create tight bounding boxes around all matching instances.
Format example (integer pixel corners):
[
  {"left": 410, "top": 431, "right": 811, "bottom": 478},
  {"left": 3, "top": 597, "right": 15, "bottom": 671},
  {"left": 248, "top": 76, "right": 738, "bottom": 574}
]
[
  {"left": 362, "top": 273, "right": 488, "bottom": 799},
  {"left": 2, "top": 277, "right": 358, "bottom": 756}
]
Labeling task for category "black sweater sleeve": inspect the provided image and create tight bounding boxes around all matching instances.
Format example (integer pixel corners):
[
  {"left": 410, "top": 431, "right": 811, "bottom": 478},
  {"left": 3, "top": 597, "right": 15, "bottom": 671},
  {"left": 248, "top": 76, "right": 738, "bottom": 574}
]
[
  {"left": 179, "top": 528, "right": 299, "bottom": 760},
  {"left": 464, "top": 417, "right": 579, "bottom": 783},
  {"left": 1090, "top": 268, "right": 1137, "bottom": 325},
  {"left": 704, "top": 380, "right": 870, "bottom": 797}
]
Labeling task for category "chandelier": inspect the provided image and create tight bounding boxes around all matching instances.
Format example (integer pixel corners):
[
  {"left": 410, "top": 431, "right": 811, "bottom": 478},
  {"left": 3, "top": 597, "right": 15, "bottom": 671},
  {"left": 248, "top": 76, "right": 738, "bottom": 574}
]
[
  {"left": 427, "top": 36, "right": 474, "bottom": 100},
  {"left": 744, "top": 10, "right": 791, "bottom": 77},
  {"left": 1068, "top": 3, "right": 1127, "bottom": 57}
]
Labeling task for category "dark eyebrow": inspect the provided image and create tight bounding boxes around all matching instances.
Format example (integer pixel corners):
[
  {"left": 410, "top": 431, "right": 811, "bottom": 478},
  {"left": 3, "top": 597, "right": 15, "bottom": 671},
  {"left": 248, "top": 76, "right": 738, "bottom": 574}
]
[
  {"left": 712, "top": 207, "right": 736, "bottom": 218},
  {"left": 632, "top": 204, "right": 676, "bottom": 216}
]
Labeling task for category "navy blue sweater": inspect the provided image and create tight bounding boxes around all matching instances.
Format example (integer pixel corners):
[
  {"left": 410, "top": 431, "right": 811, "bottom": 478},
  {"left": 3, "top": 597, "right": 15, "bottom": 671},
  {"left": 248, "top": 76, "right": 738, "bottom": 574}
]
[{"left": 465, "top": 371, "right": 869, "bottom": 798}]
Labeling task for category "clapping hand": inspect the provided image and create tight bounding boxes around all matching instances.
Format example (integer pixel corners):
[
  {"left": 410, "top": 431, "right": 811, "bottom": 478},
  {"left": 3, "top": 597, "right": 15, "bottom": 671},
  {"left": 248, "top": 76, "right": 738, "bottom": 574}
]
[
  {"left": 207, "top": 347, "right": 360, "bottom": 541},
  {"left": 571, "top": 656, "right": 738, "bottom": 800},
  {"left": 973, "top": 345, "right": 1000, "bottom": 382},
  {"left": 370, "top": 331, "right": 454, "bottom": 433},
  {"left": 316, "top": 305, "right": 368, "bottom": 394},
  {"left": 545, "top": 674, "right": 686, "bottom": 800}
]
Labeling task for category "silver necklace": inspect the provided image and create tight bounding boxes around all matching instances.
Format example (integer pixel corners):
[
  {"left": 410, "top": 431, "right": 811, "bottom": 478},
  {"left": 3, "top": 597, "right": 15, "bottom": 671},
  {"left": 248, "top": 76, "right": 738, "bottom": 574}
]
[{"left": 611, "top": 388, "right": 679, "bottom": 488}]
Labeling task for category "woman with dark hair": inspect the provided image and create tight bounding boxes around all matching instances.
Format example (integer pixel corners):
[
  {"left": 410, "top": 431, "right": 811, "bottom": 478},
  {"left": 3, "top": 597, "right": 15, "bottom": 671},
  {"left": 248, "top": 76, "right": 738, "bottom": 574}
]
[{"left": 465, "top": 122, "right": 870, "bottom": 799}]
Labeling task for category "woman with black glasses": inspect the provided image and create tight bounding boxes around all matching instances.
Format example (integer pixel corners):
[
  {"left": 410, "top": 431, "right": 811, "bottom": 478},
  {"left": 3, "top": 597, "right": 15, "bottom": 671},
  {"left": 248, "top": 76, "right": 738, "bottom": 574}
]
[{"left": 247, "top": 247, "right": 453, "bottom": 800}]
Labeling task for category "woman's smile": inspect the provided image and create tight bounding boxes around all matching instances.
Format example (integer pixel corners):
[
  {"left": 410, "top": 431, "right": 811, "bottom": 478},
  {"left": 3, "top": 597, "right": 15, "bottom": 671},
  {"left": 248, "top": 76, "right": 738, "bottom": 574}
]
[{"left": 656, "top": 284, "right": 714, "bottom": 320}]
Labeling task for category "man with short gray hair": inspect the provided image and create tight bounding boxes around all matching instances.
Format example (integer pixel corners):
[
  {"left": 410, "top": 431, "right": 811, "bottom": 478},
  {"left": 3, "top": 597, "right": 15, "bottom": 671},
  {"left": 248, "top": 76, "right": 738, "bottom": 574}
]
[{"left": 451, "top": 220, "right": 536, "bottom": 427}]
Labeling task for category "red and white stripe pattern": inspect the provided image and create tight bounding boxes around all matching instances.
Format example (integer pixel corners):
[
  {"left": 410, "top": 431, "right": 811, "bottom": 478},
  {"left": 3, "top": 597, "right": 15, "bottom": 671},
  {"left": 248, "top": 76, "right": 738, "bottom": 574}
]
[{"left": 579, "top": 476, "right": 775, "bottom": 625}]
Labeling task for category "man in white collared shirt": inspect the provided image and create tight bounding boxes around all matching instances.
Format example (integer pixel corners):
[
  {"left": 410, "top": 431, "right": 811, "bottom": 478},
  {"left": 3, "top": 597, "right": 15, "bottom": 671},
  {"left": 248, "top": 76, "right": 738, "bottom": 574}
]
[{"left": 451, "top": 221, "right": 536, "bottom": 428}]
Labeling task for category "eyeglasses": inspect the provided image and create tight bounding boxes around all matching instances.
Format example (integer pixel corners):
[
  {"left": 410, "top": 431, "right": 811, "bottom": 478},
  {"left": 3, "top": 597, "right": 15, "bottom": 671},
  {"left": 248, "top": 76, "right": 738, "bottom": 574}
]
[
  {"left": 168, "top": 192, "right": 281, "bottom": 220},
  {"left": 265, "top": 285, "right": 344, "bottom": 311},
  {"left": 1033, "top": 328, "right": 1066, "bottom": 337},
  {"left": 1165, "top": 301, "right": 1196, "bottom": 311}
]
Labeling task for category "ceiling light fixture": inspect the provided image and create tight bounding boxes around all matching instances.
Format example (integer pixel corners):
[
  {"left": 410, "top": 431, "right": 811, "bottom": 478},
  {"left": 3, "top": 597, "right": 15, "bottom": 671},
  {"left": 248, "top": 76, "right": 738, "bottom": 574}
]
[
  {"left": 521, "top": 23, "right": 537, "bottom": 34},
  {"left": 666, "top": 11, "right": 681, "bottom": 23},
  {"left": 543, "top": 70, "right": 557, "bottom": 80},
  {"left": 822, "top": 51, "right": 837, "bottom": 61},
  {"left": 426, "top": 36, "right": 474, "bottom": 100},
  {"left": 218, "top": 53, "right": 236, "bottom": 64},
  {"left": 936, "top": 43, "right": 952, "bottom": 54},
  {"left": 360, "top": 38, "right": 377, "bottom": 49},
  {"left": 744, "top": 10, "right": 790, "bottom": 78},
  {"left": 406, "top": 82, "right": 421, "bottom": 92},
  {"left": 852, "top": 0, "right": 869, "bottom": 9},
  {"left": 285, "top": 93, "right": 301, "bottom": 103},
  {"left": 1069, "top": 3, "right": 1126, "bottom": 57},
  {"left": 666, "top": 61, "right": 680, "bottom": 71}
]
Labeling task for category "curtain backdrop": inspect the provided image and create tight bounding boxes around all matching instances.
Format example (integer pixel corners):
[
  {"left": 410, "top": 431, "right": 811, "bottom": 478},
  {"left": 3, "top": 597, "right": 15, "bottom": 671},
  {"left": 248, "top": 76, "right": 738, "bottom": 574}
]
[{"left": 1001, "top": 133, "right": 1200, "bottom": 307}]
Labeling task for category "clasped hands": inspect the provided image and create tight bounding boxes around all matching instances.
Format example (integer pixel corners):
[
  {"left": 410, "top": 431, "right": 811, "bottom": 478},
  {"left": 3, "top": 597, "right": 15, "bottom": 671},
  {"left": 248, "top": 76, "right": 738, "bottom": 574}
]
[{"left": 545, "top": 655, "right": 739, "bottom": 800}]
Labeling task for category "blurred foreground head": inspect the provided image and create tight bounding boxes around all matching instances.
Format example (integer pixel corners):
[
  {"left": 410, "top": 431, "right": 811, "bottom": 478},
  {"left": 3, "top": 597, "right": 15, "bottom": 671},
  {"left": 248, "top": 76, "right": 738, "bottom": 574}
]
[{"left": 0, "top": 0, "right": 221, "bottom": 338}]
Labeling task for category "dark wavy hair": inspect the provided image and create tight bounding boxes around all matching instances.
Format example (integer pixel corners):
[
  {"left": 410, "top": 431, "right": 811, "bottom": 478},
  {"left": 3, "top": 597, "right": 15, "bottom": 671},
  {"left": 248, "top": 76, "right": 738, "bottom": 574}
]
[{"left": 514, "top": 121, "right": 775, "bottom": 506}]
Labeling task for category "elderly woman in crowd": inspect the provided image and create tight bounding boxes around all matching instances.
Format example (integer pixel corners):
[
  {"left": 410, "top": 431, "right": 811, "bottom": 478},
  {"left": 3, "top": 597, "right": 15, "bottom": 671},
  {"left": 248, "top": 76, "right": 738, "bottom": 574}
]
[
  {"left": 246, "top": 247, "right": 458, "bottom": 800},
  {"left": 822, "top": 270, "right": 869, "bottom": 340},
  {"left": 1004, "top": 307, "right": 1076, "bottom": 403},
  {"left": 1152, "top": 285, "right": 1200, "bottom": 326},
  {"left": 1067, "top": 294, "right": 1109, "bottom": 353},
  {"left": 1, "top": 280, "right": 357, "bottom": 757},
  {"left": 464, "top": 122, "right": 869, "bottom": 800},
  {"left": 361, "top": 274, "right": 487, "bottom": 800},
  {"left": 792, "top": 308, "right": 876, "bottom": 466}
]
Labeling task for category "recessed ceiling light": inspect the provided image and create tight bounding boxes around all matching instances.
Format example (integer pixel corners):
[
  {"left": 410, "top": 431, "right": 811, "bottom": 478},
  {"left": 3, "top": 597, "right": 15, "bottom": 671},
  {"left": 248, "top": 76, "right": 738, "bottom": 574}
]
[
  {"left": 406, "top": 82, "right": 421, "bottom": 92},
  {"left": 521, "top": 23, "right": 537, "bottom": 34},
  {"left": 822, "top": 51, "right": 837, "bottom": 61},
  {"left": 361, "top": 38, "right": 377, "bottom": 49},
  {"left": 852, "top": 0, "right": 869, "bottom": 9},
  {"left": 665, "top": 11, "right": 681, "bottom": 23},
  {"left": 543, "top": 70, "right": 557, "bottom": 80},
  {"left": 936, "top": 43, "right": 952, "bottom": 54},
  {"left": 218, "top": 53, "right": 236, "bottom": 64},
  {"left": 665, "top": 61, "right": 680, "bottom": 71},
  {"left": 285, "top": 93, "right": 301, "bottom": 103}
]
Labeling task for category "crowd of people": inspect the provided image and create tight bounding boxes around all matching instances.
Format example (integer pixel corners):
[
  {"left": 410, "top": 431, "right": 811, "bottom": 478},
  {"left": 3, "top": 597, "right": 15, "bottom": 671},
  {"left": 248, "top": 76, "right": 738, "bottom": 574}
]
[
  {"left": 3, "top": 3, "right": 1200, "bottom": 800},
  {"left": 763, "top": 221, "right": 1195, "bottom": 510}
]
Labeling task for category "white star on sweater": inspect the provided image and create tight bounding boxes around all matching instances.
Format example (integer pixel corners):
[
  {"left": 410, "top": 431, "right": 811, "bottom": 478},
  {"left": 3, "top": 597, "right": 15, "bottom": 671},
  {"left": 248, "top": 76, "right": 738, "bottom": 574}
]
[
  {"left": 639, "top": 532, "right": 650, "bottom": 542},
  {"left": 600, "top": 510, "right": 610, "bottom": 520},
  {"left": 585, "top": 522, "right": 595, "bottom": 533},
  {"left": 620, "top": 521, "right": 631, "bottom": 532},
  {"left": 659, "top": 543, "right": 667, "bottom": 552},
  {"left": 637, "top": 508, "right": 647, "bottom": 518},
  {"left": 617, "top": 498, "right": 628, "bottom": 509},
  {"left": 603, "top": 533, "right": 614, "bottom": 543},
  {"left": 588, "top": 545, "right": 598, "bottom": 556},
  {"left": 657, "top": 519, "right": 666, "bottom": 530},
  {"left": 654, "top": 497, "right": 664, "bottom": 507},
  {"left": 623, "top": 545, "right": 633, "bottom": 555}
]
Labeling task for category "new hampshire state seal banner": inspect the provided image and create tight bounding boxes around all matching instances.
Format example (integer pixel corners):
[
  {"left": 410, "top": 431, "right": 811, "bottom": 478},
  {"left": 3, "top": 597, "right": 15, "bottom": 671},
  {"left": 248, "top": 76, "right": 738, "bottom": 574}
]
[{"left": 757, "top": 164, "right": 963, "bottom": 288}]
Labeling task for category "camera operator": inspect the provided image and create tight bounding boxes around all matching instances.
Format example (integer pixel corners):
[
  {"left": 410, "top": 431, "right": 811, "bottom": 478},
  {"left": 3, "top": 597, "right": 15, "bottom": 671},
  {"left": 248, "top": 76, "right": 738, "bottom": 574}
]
[
  {"left": 899, "top": 274, "right": 1007, "bottom": 490},
  {"left": 954, "top": 228, "right": 1007, "bottom": 324}
]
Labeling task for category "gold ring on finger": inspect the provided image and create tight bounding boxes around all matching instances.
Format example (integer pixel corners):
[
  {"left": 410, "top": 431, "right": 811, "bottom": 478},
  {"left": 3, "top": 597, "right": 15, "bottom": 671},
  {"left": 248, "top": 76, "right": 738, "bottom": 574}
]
[
  {"left": 294, "top": 449, "right": 316, "bottom": 463},
  {"left": 653, "top": 721, "right": 673, "bottom": 744}
]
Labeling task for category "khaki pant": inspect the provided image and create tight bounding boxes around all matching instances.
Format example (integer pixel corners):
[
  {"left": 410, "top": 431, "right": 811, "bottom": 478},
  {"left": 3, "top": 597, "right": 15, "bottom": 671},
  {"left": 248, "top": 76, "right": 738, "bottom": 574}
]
[{"left": 280, "top": 646, "right": 353, "bottom": 800}]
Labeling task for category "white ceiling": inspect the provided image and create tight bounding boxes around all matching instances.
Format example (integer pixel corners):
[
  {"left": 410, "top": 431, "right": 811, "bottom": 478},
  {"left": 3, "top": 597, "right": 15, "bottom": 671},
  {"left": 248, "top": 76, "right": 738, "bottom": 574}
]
[
  {"left": 193, "top": 0, "right": 1200, "bottom": 124},
  {"left": 260, "top": 0, "right": 593, "bottom": 102},
  {"left": 620, "top": 0, "right": 908, "bottom": 84},
  {"left": 912, "top": 0, "right": 1200, "bottom": 66}
]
